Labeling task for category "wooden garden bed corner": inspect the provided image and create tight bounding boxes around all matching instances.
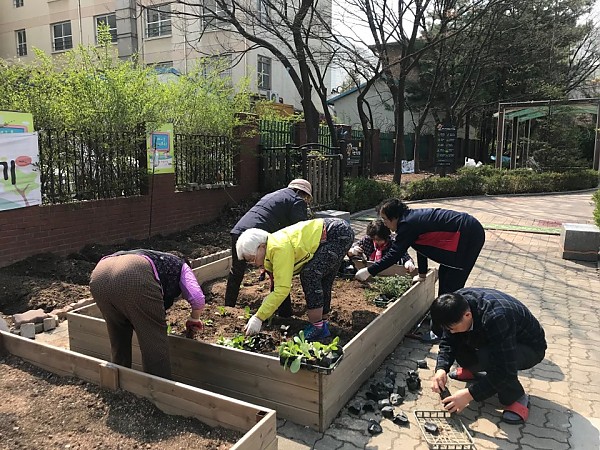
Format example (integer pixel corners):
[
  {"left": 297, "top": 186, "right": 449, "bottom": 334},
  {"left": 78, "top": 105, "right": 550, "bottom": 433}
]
[
  {"left": 0, "top": 330, "right": 277, "bottom": 450},
  {"left": 68, "top": 262, "right": 436, "bottom": 431}
]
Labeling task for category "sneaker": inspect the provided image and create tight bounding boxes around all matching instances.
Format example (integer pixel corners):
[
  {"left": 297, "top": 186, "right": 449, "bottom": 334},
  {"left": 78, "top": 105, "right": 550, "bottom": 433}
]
[{"left": 303, "top": 321, "right": 331, "bottom": 342}]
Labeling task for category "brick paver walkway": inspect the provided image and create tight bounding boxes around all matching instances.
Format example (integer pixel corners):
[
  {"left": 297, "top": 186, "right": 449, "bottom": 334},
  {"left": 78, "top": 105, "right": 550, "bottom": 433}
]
[{"left": 278, "top": 191, "right": 600, "bottom": 449}]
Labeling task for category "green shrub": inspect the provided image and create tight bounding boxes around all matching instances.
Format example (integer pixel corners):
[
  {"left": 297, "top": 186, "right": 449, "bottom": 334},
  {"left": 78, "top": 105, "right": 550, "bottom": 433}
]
[
  {"left": 337, "top": 177, "right": 399, "bottom": 212},
  {"left": 403, "top": 168, "right": 597, "bottom": 199},
  {"left": 594, "top": 190, "right": 600, "bottom": 228}
]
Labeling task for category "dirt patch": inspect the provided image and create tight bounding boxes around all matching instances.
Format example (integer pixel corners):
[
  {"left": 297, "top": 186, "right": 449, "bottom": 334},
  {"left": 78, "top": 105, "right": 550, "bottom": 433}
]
[
  {"left": 373, "top": 171, "right": 437, "bottom": 185},
  {"left": 166, "top": 268, "right": 386, "bottom": 351},
  {"left": 0, "top": 354, "right": 242, "bottom": 450}
]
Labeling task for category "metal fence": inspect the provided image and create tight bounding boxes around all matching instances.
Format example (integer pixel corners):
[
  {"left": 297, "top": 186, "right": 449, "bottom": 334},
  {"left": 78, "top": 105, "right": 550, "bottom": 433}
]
[
  {"left": 259, "top": 119, "right": 295, "bottom": 147},
  {"left": 174, "top": 134, "right": 236, "bottom": 187},
  {"left": 38, "top": 128, "right": 147, "bottom": 205}
]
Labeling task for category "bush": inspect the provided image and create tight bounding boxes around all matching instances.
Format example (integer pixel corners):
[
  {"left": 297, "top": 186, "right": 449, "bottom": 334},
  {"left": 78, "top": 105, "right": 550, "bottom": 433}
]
[
  {"left": 594, "top": 190, "right": 600, "bottom": 228},
  {"left": 337, "top": 177, "right": 400, "bottom": 212},
  {"left": 403, "top": 168, "right": 598, "bottom": 199}
]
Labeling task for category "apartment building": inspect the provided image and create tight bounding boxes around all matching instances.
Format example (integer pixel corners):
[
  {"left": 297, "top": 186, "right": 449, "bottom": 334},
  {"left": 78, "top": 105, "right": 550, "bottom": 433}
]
[{"left": 0, "top": 0, "right": 332, "bottom": 111}]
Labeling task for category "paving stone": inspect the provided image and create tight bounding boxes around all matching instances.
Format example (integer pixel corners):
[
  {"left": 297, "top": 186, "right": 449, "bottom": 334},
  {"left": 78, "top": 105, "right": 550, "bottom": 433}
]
[
  {"left": 525, "top": 423, "right": 569, "bottom": 442},
  {"left": 313, "top": 435, "right": 344, "bottom": 450},
  {"left": 520, "top": 434, "right": 570, "bottom": 450}
]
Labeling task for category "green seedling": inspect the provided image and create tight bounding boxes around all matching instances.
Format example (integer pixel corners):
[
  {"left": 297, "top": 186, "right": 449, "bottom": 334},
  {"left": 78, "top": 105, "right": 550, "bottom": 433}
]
[
  {"left": 244, "top": 306, "right": 252, "bottom": 320},
  {"left": 278, "top": 331, "right": 340, "bottom": 373},
  {"left": 215, "top": 306, "right": 231, "bottom": 317},
  {"left": 203, "top": 319, "right": 214, "bottom": 327},
  {"left": 365, "top": 275, "right": 412, "bottom": 303}
]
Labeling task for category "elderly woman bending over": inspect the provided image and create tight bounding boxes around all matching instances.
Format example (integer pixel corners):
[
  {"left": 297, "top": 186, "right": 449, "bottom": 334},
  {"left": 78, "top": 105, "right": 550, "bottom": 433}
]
[{"left": 236, "top": 218, "right": 354, "bottom": 341}]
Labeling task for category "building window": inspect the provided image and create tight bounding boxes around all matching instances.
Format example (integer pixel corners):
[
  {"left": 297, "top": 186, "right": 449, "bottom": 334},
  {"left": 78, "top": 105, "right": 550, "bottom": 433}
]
[
  {"left": 16, "top": 29, "right": 27, "bottom": 57},
  {"left": 14, "top": 0, "right": 24, "bottom": 7},
  {"left": 203, "top": 0, "right": 230, "bottom": 30},
  {"left": 257, "top": 0, "right": 269, "bottom": 24},
  {"left": 95, "top": 13, "right": 117, "bottom": 43},
  {"left": 51, "top": 21, "right": 73, "bottom": 52},
  {"left": 257, "top": 55, "right": 271, "bottom": 90},
  {"left": 146, "top": 4, "right": 171, "bottom": 38}
]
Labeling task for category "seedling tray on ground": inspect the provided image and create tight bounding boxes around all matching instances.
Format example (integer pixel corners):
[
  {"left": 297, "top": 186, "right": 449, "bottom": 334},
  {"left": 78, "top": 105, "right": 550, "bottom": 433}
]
[{"left": 414, "top": 410, "right": 474, "bottom": 450}]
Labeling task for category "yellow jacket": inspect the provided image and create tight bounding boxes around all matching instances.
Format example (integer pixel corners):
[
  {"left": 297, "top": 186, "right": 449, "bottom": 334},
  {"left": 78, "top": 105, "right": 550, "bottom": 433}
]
[{"left": 256, "top": 219, "right": 325, "bottom": 320}]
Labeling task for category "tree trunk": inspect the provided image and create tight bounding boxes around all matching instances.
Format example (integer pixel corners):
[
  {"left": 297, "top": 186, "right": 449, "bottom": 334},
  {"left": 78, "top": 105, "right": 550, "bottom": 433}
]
[{"left": 392, "top": 77, "right": 406, "bottom": 184}]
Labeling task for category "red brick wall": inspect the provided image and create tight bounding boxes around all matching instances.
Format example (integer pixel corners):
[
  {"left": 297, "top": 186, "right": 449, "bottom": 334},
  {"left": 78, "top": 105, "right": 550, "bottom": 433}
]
[{"left": 0, "top": 126, "right": 260, "bottom": 268}]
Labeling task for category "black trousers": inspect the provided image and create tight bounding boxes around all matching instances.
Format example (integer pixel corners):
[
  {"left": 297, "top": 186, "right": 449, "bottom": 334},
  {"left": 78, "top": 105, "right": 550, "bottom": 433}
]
[
  {"left": 224, "top": 234, "right": 292, "bottom": 316},
  {"left": 455, "top": 343, "right": 545, "bottom": 405}
]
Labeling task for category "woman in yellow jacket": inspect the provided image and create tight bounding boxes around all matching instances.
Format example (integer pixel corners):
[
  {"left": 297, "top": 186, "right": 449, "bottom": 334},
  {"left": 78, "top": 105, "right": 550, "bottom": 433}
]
[{"left": 236, "top": 218, "right": 354, "bottom": 341}]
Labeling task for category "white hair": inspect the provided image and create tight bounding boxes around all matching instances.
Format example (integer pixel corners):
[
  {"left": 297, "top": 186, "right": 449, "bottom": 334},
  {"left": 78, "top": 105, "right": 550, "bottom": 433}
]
[{"left": 236, "top": 228, "right": 269, "bottom": 260}]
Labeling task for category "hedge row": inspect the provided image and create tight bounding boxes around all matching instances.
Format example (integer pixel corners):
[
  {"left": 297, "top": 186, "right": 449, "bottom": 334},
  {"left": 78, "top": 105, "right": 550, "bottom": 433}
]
[
  {"left": 593, "top": 189, "right": 600, "bottom": 228},
  {"left": 338, "top": 168, "right": 599, "bottom": 213}
]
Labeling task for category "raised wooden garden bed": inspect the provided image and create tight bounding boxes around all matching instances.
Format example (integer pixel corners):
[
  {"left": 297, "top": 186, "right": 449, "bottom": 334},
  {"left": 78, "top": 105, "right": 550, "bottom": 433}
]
[
  {"left": 0, "top": 330, "right": 278, "bottom": 450},
  {"left": 67, "top": 257, "right": 436, "bottom": 431}
]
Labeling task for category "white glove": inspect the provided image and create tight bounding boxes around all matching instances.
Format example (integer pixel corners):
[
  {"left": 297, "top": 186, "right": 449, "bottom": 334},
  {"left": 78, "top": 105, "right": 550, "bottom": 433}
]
[
  {"left": 355, "top": 267, "right": 371, "bottom": 281},
  {"left": 404, "top": 260, "right": 416, "bottom": 272},
  {"left": 412, "top": 274, "right": 426, "bottom": 284},
  {"left": 348, "top": 246, "right": 363, "bottom": 257},
  {"left": 244, "top": 314, "right": 263, "bottom": 336}
]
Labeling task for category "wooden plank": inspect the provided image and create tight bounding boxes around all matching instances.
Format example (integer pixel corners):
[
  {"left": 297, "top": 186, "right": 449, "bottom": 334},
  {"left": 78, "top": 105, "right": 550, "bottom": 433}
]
[
  {"left": 193, "top": 256, "right": 231, "bottom": 284},
  {"left": 232, "top": 411, "right": 278, "bottom": 450},
  {"left": 353, "top": 259, "right": 408, "bottom": 276},
  {"left": 99, "top": 362, "right": 119, "bottom": 390},
  {"left": 1, "top": 331, "right": 102, "bottom": 384}
]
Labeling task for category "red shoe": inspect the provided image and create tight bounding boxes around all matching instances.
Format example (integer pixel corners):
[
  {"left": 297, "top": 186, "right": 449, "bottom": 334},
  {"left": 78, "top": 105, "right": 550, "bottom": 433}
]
[
  {"left": 502, "top": 397, "right": 530, "bottom": 424},
  {"left": 448, "top": 367, "right": 475, "bottom": 381}
]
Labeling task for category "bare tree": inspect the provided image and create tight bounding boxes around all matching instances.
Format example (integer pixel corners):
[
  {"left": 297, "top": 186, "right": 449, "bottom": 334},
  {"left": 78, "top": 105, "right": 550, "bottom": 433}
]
[{"left": 141, "top": 0, "right": 341, "bottom": 144}]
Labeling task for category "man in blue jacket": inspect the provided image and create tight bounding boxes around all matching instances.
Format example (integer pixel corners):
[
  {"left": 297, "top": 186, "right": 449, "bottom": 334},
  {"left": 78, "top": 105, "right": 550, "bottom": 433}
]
[
  {"left": 430, "top": 288, "right": 546, "bottom": 425},
  {"left": 225, "top": 179, "right": 312, "bottom": 316}
]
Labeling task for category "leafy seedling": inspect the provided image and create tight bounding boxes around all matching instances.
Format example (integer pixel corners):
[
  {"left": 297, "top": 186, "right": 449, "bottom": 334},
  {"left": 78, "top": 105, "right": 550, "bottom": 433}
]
[
  {"left": 203, "top": 319, "right": 214, "bottom": 327},
  {"left": 278, "top": 331, "right": 341, "bottom": 373},
  {"left": 243, "top": 306, "right": 252, "bottom": 320},
  {"left": 215, "top": 306, "right": 231, "bottom": 317}
]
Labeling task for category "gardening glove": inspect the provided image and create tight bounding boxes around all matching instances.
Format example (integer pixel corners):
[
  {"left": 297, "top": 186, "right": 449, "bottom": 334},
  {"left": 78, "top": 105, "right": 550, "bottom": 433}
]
[
  {"left": 244, "top": 314, "right": 263, "bottom": 336},
  {"left": 348, "top": 246, "right": 363, "bottom": 258},
  {"left": 412, "top": 274, "right": 426, "bottom": 284},
  {"left": 404, "top": 259, "right": 416, "bottom": 272},
  {"left": 185, "top": 317, "right": 204, "bottom": 338},
  {"left": 355, "top": 267, "right": 371, "bottom": 281}
]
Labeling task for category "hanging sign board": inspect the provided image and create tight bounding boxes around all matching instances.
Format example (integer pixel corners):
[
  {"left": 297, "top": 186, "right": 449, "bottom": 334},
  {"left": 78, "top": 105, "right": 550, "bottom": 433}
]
[
  {"left": 147, "top": 123, "right": 174, "bottom": 174},
  {"left": 0, "top": 133, "right": 41, "bottom": 210}
]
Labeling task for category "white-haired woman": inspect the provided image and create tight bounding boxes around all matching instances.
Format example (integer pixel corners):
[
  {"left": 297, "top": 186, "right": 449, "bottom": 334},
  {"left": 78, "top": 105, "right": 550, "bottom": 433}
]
[{"left": 237, "top": 218, "right": 354, "bottom": 341}]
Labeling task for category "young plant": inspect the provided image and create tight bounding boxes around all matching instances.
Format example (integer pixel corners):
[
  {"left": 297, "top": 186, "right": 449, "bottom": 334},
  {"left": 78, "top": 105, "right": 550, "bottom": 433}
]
[
  {"left": 215, "top": 306, "right": 231, "bottom": 317},
  {"left": 243, "top": 306, "right": 252, "bottom": 320},
  {"left": 278, "top": 331, "right": 341, "bottom": 373},
  {"left": 365, "top": 275, "right": 412, "bottom": 303}
]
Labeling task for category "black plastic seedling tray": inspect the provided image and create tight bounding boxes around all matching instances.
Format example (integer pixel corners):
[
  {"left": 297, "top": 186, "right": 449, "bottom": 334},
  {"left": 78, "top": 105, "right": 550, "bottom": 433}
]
[{"left": 414, "top": 410, "right": 474, "bottom": 450}]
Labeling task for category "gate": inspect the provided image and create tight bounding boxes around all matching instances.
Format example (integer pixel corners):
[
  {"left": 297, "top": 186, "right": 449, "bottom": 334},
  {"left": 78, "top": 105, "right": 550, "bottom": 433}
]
[{"left": 259, "top": 142, "right": 345, "bottom": 207}]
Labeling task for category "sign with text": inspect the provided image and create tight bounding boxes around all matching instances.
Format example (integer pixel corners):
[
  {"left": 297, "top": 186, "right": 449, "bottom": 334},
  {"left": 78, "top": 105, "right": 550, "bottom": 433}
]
[
  {"left": 436, "top": 126, "right": 456, "bottom": 167},
  {"left": 0, "top": 133, "right": 41, "bottom": 211},
  {"left": 0, "top": 111, "right": 35, "bottom": 134},
  {"left": 147, "top": 123, "right": 174, "bottom": 174}
]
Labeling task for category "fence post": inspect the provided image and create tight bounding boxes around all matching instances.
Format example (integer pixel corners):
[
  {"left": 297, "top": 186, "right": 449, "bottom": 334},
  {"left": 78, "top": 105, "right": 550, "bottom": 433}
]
[
  {"left": 285, "top": 143, "right": 292, "bottom": 182},
  {"left": 301, "top": 146, "right": 308, "bottom": 179},
  {"left": 339, "top": 139, "right": 346, "bottom": 198}
]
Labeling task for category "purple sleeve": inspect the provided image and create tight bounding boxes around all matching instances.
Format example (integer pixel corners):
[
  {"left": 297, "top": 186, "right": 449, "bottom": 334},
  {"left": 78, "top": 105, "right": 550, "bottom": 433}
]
[{"left": 179, "top": 264, "right": 205, "bottom": 310}]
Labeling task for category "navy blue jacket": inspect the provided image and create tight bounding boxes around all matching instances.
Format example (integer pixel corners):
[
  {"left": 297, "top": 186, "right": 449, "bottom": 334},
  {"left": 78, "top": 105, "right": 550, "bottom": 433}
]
[
  {"left": 231, "top": 187, "right": 309, "bottom": 235},
  {"left": 435, "top": 288, "right": 546, "bottom": 401},
  {"left": 368, "top": 208, "right": 482, "bottom": 276}
]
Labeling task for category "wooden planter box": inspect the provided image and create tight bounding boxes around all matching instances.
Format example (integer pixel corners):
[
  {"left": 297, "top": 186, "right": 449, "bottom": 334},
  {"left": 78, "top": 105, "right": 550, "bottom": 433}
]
[
  {"left": 0, "top": 330, "right": 277, "bottom": 450},
  {"left": 67, "top": 262, "right": 436, "bottom": 431}
]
